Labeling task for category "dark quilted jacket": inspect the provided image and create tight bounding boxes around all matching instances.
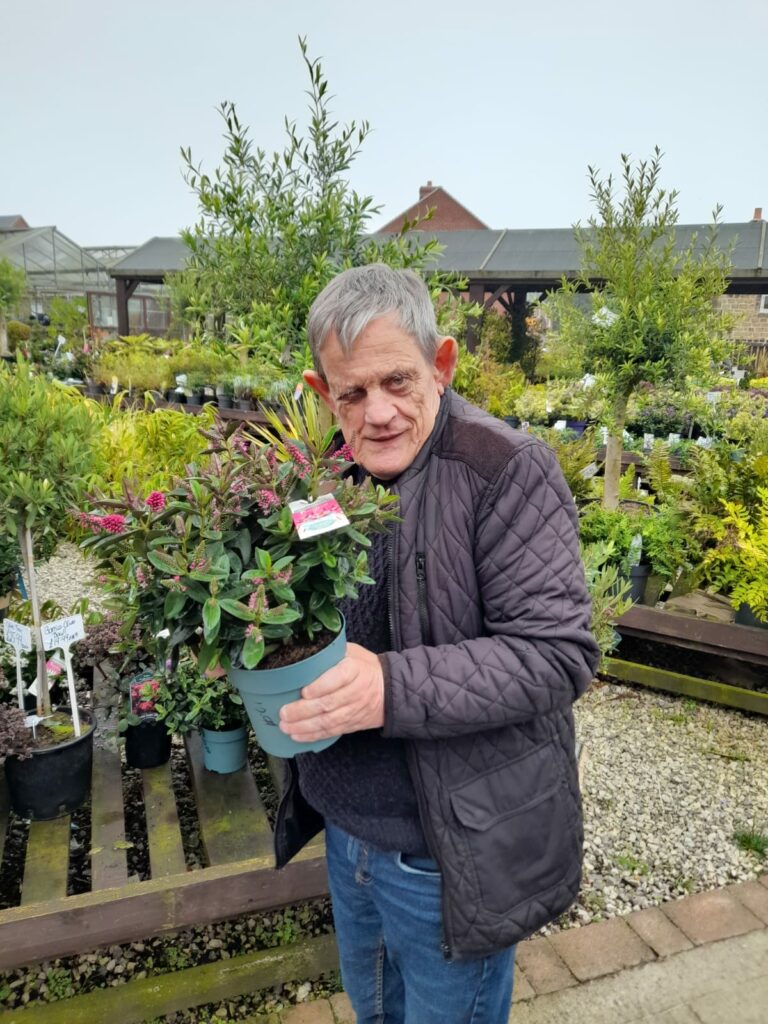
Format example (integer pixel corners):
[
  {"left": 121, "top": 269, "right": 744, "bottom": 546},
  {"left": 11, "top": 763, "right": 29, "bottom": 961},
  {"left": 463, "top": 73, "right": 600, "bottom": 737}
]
[{"left": 274, "top": 391, "right": 600, "bottom": 960}]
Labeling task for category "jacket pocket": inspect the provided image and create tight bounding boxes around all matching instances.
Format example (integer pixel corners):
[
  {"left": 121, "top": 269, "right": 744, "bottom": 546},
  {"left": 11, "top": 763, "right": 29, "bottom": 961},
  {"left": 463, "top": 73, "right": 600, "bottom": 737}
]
[{"left": 448, "top": 743, "right": 581, "bottom": 915}]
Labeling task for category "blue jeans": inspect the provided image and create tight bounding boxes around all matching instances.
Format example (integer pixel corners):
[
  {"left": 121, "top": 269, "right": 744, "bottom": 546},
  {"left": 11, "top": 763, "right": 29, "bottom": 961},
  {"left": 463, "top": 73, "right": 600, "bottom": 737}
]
[{"left": 324, "top": 823, "right": 516, "bottom": 1024}]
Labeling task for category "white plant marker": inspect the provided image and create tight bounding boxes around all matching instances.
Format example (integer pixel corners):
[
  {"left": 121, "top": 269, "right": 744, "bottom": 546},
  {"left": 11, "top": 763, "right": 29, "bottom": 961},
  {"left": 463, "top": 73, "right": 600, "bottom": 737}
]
[
  {"left": 41, "top": 614, "right": 86, "bottom": 737},
  {"left": 3, "top": 618, "right": 33, "bottom": 711}
]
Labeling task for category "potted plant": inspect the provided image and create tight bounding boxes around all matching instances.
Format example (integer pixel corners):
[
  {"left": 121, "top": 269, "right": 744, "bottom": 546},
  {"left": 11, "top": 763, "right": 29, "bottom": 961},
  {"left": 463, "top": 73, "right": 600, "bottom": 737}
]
[
  {"left": 215, "top": 375, "right": 235, "bottom": 410},
  {"left": 80, "top": 392, "right": 398, "bottom": 756},
  {"left": 119, "top": 669, "right": 172, "bottom": 769},
  {"left": 232, "top": 375, "right": 255, "bottom": 411},
  {"left": 699, "top": 488, "right": 768, "bottom": 627},
  {"left": 154, "top": 655, "right": 248, "bottom": 774},
  {"left": 578, "top": 504, "right": 649, "bottom": 603}
]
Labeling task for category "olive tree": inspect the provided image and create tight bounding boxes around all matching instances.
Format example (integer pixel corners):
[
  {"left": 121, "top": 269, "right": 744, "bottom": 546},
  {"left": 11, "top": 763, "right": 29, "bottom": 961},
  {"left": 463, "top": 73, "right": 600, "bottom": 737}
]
[
  {"left": 0, "top": 258, "right": 27, "bottom": 357},
  {"left": 171, "top": 37, "right": 440, "bottom": 357},
  {"left": 544, "top": 148, "right": 733, "bottom": 507}
]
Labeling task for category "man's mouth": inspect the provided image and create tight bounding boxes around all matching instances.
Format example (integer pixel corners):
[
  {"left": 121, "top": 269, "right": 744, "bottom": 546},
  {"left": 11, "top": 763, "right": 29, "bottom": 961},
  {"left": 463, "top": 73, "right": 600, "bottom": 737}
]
[{"left": 367, "top": 433, "right": 402, "bottom": 444}]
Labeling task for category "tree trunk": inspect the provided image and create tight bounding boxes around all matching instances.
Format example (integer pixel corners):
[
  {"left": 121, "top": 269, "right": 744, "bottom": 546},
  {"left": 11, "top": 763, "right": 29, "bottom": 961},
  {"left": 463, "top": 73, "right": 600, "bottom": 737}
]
[
  {"left": 18, "top": 524, "right": 50, "bottom": 715},
  {"left": 602, "top": 394, "right": 630, "bottom": 510},
  {"left": 0, "top": 315, "right": 8, "bottom": 357}
]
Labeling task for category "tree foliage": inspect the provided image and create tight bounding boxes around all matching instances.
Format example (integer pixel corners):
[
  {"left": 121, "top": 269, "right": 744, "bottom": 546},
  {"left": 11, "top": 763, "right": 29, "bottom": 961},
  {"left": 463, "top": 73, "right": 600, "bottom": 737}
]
[
  {"left": 170, "top": 38, "right": 442, "bottom": 356},
  {"left": 0, "top": 258, "right": 27, "bottom": 356},
  {"left": 543, "top": 148, "right": 734, "bottom": 506}
]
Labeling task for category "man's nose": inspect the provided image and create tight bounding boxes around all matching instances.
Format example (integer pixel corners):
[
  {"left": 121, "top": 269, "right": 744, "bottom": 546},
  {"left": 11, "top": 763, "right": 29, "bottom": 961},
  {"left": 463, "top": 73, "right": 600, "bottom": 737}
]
[{"left": 364, "top": 388, "right": 397, "bottom": 426}]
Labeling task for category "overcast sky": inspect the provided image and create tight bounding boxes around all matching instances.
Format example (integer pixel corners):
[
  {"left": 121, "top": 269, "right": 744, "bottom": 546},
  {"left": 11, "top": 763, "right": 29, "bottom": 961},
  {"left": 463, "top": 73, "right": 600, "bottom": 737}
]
[{"left": 1, "top": 0, "right": 765, "bottom": 247}]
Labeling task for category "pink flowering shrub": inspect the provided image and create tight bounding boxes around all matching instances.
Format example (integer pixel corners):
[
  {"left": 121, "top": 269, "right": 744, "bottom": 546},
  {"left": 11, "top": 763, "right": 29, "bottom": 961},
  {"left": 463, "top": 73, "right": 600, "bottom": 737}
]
[{"left": 80, "top": 392, "right": 397, "bottom": 670}]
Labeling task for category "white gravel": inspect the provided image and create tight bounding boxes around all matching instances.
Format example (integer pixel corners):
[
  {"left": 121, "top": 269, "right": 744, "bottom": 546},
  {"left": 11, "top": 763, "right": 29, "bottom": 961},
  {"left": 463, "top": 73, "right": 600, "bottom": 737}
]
[{"left": 566, "top": 680, "right": 768, "bottom": 928}]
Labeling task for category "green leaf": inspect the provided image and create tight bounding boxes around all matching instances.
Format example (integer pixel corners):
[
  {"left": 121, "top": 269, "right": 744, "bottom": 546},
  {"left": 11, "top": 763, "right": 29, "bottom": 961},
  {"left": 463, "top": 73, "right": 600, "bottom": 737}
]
[
  {"left": 220, "top": 598, "right": 256, "bottom": 621},
  {"left": 261, "top": 605, "right": 302, "bottom": 625},
  {"left": 202, "top": 598, "right": 221, "bottom": 641},
  {"left": 314, "top": 602, "right": 342, "bottom": 633},
  {"left": 242, "top": 632, "right": 265, "bottom": 669},
  {"left": 164, "top": 591, "right": 187, "bottom": 619},
  {"left": 147, "top": 550, "right": 180, "bottom": 574}
]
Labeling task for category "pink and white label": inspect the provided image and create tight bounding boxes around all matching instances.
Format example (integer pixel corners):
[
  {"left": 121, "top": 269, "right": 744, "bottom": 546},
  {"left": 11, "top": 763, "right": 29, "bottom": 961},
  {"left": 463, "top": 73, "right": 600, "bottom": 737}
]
[{"left": 289, "top": 495, "right": 350, "bottom": 539}]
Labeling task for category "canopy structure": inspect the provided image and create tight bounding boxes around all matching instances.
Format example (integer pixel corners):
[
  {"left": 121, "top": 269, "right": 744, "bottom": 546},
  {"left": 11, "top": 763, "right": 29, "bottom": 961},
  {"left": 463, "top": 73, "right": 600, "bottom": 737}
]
[{"left": 109, "top": 221, "right": 768, "bottom": 341}]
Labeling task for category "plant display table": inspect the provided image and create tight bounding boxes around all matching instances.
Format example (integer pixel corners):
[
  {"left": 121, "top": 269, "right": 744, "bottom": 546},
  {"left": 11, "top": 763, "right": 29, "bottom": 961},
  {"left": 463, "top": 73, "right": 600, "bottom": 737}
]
[{"left": 0, "top": 735, "right": 333, "bottom": 1020}]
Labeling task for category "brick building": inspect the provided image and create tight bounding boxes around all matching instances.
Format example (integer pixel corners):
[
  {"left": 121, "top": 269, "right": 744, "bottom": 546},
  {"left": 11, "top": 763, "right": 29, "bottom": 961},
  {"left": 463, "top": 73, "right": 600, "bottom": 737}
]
[{"left": 378, "top": 182, "right": 488, "bottom": 233}]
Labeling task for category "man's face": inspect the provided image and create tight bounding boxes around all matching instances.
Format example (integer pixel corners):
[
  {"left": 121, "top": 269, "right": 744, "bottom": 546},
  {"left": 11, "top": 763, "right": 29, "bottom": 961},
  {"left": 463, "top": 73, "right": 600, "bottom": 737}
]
[{"left": 305, "top": 314, "right": 457, "bottom": 479}]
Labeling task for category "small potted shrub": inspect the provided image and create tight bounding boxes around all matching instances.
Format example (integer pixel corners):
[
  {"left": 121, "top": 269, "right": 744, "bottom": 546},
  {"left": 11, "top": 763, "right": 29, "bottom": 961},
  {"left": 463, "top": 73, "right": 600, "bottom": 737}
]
[
  {"left": 81, "top": 392, "right": 398, "bottom": 756},
  {"left": 232, "top": 375, "right": 255, "bottom": 411},
  {"left": 120, "top": 669, "right": 172, "bottom": 769},
  {"left": 155, "top": 654, "right": 248, "bottom": 774},
  {"left": 215, "top": 375, "right": 235, "bottom": 410}
]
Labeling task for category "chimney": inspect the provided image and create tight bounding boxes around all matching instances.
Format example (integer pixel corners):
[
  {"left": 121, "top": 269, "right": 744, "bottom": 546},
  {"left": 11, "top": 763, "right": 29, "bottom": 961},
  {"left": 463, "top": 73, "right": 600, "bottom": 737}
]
[
  {"left": 753, "top": 207, "right": 763, "bottom": 221},
  {"left": 419, "top": 181, "right": 435, "bottom": 200}
]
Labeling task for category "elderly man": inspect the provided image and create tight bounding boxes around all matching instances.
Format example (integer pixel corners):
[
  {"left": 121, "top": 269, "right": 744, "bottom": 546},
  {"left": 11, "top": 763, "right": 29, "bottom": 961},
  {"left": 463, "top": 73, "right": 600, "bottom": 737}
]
[{"left": 275, "top": 264, "right": 599, "bottom": 1024}]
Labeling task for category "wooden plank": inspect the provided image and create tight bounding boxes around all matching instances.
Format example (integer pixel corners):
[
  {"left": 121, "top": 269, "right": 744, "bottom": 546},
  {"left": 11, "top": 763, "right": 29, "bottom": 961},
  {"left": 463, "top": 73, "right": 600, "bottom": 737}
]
[
  {"left": 0, "top": 932, "right": 338, "bottom": 1024},
  {"left": 0, "top": 776, "right": 9, "bottom": 867},
  {"left": 141, "top": 761, "right": 186, "bottom": 879},
  {"left": 617, "top": 604, "right": 768, "bottom": 665},
  {"left": 90, "top": 746, "right": 128, "bottom": 890},
  {"left": 21, "top": 817, "right": 70, "bottom": 906},
  {"left": 184, "top": 733, "right": 273, "bottom": 864},
  {"left": 604, "top": 658, "right": 768, "bottom": 716},
  {"left": 0, "top": 846, "right": 328, "bottom": 970}
]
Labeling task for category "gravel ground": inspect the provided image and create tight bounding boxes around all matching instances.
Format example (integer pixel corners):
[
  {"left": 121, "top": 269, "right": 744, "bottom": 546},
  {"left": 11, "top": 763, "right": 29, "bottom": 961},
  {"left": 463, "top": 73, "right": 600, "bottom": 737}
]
[
  {"left": 27, "top": 542, "right": 104, "bottom": 614},
  {"left": 2, "top": 548, "right": 766, "bottom": 1017}
]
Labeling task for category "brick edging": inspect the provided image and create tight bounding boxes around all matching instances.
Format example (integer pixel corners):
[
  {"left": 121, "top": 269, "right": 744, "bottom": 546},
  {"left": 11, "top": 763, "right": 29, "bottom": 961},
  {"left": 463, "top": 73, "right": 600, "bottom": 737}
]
[
  {"left": 278, "top": 875, "right": 768, "bottom": 1019},
  {"left": 514, "top": 873, "right": 768, "bottom": 1000}
]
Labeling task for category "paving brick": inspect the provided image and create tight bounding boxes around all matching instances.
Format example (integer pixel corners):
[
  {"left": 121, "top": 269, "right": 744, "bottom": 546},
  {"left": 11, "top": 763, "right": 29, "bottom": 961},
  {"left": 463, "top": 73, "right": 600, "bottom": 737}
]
[
  {"left": 625, "top": 907, "right": 694, "bottom": 957},
  {"left": 282, "top": 1000, "right": 336, "bottom": 1024},
  {"left": 512, "top": 967, "right": 536, "bottom": 1001},
  {"left": 731, "top": 880, "right": 768, "bottom": 925},
  {"left": 663, "top": 889, "right": 763, "bottom": 945},
  {"left": 548, "top": 917, "right": 655, "bottom": 982},
  {"left": 329, "top": 992, "right": 355, "bottom": 1023},
  {"left": 515, "top": 936, "right": 577, "bottom": 995}
]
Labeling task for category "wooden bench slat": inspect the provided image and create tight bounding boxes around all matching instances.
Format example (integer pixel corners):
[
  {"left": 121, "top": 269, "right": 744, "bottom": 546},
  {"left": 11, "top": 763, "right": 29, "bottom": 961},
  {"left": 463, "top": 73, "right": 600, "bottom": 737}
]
[
  {"left": 604, "top": 658, "right": 768, "bottom": 716},
  {"left": 617, "top": 605, "right": 768, "bottom": 664},
  {"left": 21, "top": 817, "right": 70, "bottom": 905},
  {"left": 141, "top": 761, "right": 186, "bottom": 878},
  {"left": 185, "top": 733, "right": 273, "bottom": 865},
  {"left": 0, "top": 845, "right": 328, "bottom": 970},
  {"left": 90, "top": 746, "right": 128, "bottom": 890}
]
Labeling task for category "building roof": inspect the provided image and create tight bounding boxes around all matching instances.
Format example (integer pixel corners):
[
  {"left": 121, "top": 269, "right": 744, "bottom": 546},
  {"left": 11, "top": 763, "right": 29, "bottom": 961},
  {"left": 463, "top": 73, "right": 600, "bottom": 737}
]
[
  {"left": 0, "top": 224, "right": 109, "bottom": 292},
  {"left": 0, "top": 214, "right": 30, "bottom": 231},
  {"left": 106, "top": 222, "right": 768, "bottom": 288},
  {"left": 109, "top": 236, "right": 190, "bottom": 278},
  {"left": 378, "top": 183, "right": 488, "bottom": 234}
]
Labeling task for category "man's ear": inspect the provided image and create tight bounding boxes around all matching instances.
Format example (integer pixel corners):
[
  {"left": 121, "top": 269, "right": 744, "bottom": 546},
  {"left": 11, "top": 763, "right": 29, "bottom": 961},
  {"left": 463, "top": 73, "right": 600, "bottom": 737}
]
[
  {"left": 433, "top": 337, "right": 458, "bottom": 393},
  {"left": 303, "top": 369, "right": 336, "bottom": 412}
]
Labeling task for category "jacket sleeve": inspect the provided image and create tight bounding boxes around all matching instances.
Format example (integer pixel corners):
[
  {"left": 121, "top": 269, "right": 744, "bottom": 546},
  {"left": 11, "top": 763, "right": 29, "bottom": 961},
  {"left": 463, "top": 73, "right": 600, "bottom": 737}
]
[{"left": 380, "top": 441, "right": 600, "bottom": 740}]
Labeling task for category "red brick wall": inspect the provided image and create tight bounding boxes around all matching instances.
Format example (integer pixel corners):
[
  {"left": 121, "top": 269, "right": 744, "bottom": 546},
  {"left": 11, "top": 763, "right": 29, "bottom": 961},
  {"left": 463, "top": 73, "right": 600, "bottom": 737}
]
[
  {"left": 379, "top": 187, "right": 488, "bottom": 233},
  {"left": 718, "top": 293, "right": 768, "bottom": 343}
]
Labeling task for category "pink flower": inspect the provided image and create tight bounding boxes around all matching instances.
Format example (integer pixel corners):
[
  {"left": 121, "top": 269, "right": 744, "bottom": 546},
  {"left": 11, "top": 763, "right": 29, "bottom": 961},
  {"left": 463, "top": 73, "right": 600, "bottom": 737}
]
[
  {"left": 146, "top": 491, "right": 166, "bottom": 511},
  {"left": 275, "top": 568, "right": 292, "bottom": 583},
  {"left": 336, "top": 443, "right": 355, "bottom": 462},
  {"left": 256, "top": 489, "right": 280, "bottom": 513},
  {"left": 98, "top": 514, "right": 127, "bottom": 534},
  {"left": 135, "top": 567, "right": 147, "bottom": 587},
  {"left": 286, "top": 442, "right": 311, "bottom": 479}
]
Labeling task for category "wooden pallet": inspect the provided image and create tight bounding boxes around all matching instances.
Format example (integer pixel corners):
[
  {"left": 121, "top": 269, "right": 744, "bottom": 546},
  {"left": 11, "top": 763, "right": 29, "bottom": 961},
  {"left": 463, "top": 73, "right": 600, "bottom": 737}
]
[{"left": 0, "top": 735, "right": 329, "bottom": 973}]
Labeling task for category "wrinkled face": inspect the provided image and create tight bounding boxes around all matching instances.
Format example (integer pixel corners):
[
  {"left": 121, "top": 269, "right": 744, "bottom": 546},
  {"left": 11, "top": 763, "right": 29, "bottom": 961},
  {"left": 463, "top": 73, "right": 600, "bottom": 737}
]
[{"left": 305, "top": 315, "right": 457, "bottom": 479}]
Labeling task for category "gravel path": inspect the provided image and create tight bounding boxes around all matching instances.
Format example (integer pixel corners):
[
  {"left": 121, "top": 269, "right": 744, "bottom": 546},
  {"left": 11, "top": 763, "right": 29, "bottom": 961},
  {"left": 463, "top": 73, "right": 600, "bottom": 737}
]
[{"left": 28, "top": 542, "right": 104, "bottom": 614}]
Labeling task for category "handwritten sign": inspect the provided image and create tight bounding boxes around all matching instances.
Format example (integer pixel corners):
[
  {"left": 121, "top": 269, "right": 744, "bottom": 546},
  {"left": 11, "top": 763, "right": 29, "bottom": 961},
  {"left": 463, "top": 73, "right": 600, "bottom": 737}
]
[
  {"left": 3, "top": 619, "right": 32, "bottom": 652},
  {"left": 41, "top": 615, "right": 85, "bottom": 737},
  {"left": 41, "top": 615, "right": 85, "bottom": 652}
]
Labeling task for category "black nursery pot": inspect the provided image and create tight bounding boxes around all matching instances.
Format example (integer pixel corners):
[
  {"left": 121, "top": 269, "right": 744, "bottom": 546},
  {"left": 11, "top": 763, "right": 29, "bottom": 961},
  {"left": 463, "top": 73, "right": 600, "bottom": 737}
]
[
  {"left": 5, "top": 709, "right": 94, "bottom": 820},
  {"left": 124, "top": 715, "right": 172, "bottom": 769}
]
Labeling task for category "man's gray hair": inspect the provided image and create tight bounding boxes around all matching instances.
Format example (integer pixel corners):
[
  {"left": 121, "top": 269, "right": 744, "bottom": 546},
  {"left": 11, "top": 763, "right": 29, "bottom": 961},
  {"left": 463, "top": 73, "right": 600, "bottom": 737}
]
[{"left": 307, "top": 264, "right": 440, "bottom": 371}]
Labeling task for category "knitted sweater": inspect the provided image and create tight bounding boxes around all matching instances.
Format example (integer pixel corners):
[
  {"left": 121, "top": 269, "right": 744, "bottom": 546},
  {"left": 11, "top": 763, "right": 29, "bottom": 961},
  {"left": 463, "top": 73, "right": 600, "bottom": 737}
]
[{"left": 295, "top": 528, "right": 429, "bottom": 855}]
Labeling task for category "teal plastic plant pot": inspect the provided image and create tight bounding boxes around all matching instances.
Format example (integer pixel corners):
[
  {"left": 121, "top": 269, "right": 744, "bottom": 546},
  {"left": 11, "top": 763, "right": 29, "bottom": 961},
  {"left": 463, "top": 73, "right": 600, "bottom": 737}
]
[
  {"left": 228, "top": 624, "right": 346, "bottom": 758},
  {"left": 200, "top": 725, "right": 248, "bottom": 774}
]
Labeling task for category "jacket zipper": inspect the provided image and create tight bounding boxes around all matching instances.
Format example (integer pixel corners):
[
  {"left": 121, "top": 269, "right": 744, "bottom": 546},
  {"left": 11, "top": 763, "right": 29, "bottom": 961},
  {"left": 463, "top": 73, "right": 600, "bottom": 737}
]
[{"left": 415, "top": 552, "right": 432, "bottom": 646}]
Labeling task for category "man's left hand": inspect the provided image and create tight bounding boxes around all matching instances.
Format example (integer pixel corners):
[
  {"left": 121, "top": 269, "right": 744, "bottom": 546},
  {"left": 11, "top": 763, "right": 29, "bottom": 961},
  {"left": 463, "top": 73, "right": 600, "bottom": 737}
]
[{"left": 278, "top": 642, "right": 384, "bottom": 742}]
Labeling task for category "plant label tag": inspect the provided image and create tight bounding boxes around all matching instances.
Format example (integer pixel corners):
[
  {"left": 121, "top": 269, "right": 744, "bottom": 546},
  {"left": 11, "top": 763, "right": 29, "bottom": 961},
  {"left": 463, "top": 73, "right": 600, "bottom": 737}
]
[
  {"left": 3, "top": 619, "right": 32, "bottom": 652},
  {"left": 643, "top": 433, "right": 655, "bottom": 450},
  {"left": 580, "top": 462, "right": 599, "bottom": 480},
  {"left": 41, "top": 614, "right": 86, "bottom": 652},
  {"left": 289, "top": 495, "right": 350, "bottom": 539},
  {"left": 553, "top": 419, "right": 567, "bottom": 431},
  {"left": 667, "top": 433, "right": 681, "bottom": 444}
]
